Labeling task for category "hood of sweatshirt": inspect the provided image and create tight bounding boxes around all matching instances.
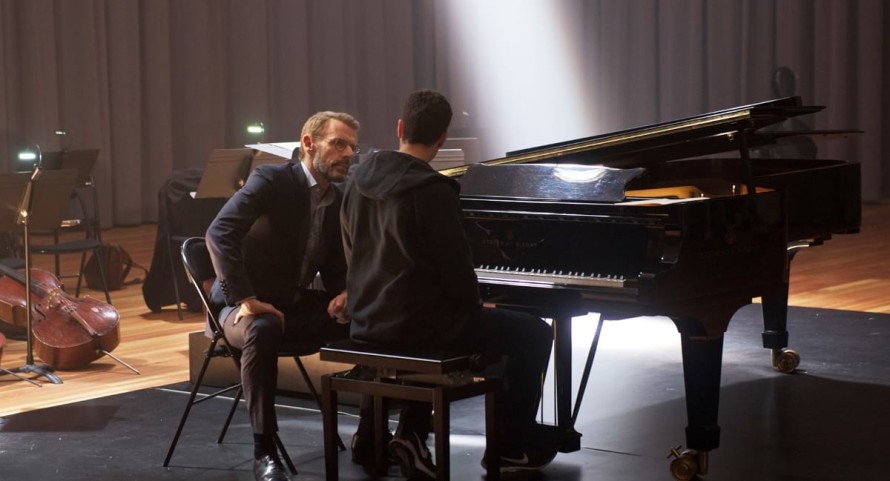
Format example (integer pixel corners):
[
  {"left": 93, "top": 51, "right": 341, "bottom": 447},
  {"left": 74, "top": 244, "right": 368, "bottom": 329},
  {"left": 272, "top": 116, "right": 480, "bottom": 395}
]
[{"left": 352, "top": 150, "right": 459, "bottom": 200}]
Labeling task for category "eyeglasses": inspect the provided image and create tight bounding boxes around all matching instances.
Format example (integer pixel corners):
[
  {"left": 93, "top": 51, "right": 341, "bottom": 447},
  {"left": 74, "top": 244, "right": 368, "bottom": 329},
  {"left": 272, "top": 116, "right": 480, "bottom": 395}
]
[{"left": 327, "top": 137, "right": 360, "bottom": 155}]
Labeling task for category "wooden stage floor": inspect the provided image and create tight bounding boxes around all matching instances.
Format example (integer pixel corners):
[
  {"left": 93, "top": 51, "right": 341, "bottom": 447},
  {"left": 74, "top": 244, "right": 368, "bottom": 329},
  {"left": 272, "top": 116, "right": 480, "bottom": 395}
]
[
  {"left": 0, "top": 203, "right": 887, "bottom": 416},
  {"left": 0, "top": 203, "right": 888, "bottom": 480}
]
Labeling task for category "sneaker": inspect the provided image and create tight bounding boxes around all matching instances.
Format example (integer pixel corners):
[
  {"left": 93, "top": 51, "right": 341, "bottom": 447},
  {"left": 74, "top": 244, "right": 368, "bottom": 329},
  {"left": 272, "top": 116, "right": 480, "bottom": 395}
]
[
  {"left": 482, "top": 446, "right": 557, "bottom": 474},
  {"left": 351, "top": 431, "right": 395, "bottom": 466},
  {"left": 389, "top": 431, "right": 436, "bottom": 480}
]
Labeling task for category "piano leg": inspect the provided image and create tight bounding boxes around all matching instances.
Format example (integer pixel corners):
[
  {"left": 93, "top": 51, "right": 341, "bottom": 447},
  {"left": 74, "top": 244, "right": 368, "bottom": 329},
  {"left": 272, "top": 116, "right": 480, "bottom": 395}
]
[
  {"left": 760, "top": 246, "right": 806, "bottom": 373},
  {"left": 550, "top": 315, "right": 583, "bottom": 452},
  {"left": 678, "top": 329, "right": 723, "bottom": 453},
  {"left": 670, "top": 317, "right": 725, "bottom": 479}
]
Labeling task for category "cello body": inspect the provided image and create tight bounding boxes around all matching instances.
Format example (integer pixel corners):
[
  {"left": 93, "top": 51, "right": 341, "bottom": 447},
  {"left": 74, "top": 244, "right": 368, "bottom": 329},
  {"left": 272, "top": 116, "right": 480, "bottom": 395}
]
[{"left": 0, "top": 267, "right": 120, "bottom": 370}]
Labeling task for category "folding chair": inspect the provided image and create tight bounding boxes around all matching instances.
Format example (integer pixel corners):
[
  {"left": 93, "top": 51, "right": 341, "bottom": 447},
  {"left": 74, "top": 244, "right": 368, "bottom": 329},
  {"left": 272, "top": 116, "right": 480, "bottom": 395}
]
[{"left": 163, "top": 236, "right": 344, "bottom": 472}]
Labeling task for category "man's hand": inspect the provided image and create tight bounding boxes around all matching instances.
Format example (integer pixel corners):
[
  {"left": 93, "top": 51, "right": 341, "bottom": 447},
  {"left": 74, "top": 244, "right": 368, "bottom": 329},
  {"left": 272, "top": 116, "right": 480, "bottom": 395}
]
[
  {"left": 235, "top": 298, "right": 285, "bottom": 331},
  {"left": 328, "top": 290, "right": 350, "bottom": 324}
]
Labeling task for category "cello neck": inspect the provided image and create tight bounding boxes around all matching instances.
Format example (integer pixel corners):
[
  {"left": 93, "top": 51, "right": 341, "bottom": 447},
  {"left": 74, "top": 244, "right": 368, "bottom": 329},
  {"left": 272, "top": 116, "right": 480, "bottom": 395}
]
[{"left": 0, "top": 263, "right": 53, "bottom": 298}]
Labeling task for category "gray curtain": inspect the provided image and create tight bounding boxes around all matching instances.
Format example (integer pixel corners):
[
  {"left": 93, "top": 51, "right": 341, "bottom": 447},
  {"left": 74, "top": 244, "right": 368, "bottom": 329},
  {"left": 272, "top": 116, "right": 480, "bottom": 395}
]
[{"left": 1, "top": 0, "right": 887, "bottom": 228}]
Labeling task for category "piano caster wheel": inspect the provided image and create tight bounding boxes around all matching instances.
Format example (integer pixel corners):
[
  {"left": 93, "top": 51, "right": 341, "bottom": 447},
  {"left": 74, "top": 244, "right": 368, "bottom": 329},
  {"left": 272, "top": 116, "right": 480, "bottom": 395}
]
[
  {"left": 667, "top": 446, "right": 707, "bottom": 481},
  {"left": 772, "top": 347, "right": 800, "bottom": 373}
]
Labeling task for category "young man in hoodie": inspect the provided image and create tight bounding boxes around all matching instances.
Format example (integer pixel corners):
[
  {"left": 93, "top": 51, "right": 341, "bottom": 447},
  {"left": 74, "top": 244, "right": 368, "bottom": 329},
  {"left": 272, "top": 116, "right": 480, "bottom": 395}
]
[{"left": 340, "top": 89, "right": 555, "bottom": 478}]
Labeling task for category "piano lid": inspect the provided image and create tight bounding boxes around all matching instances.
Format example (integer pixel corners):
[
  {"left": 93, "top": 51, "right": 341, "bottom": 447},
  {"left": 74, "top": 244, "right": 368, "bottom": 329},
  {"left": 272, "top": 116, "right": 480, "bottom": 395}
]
[
  {"left": 460, "top": 163, "right": 646, "bottom": 203},
  {"left": 439, "top": 96, "right": 825, "bottom": 177}
]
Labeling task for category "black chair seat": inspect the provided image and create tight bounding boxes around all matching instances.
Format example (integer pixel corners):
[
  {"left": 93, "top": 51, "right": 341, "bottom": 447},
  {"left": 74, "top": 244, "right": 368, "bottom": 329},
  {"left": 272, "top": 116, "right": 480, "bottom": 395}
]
[{"left": 30, "top": 238, "right": 102, "bottom": 254}]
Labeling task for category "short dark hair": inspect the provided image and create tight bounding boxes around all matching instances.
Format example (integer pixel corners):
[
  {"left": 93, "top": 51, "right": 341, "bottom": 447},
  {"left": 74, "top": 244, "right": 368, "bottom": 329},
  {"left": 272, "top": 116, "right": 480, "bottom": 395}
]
[{"left": 401, "top": 89, "right": 452, "bottom": 146}]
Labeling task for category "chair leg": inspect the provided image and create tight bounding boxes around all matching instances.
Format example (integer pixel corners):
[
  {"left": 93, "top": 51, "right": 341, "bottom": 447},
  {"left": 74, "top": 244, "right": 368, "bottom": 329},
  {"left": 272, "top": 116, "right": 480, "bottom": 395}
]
[
  {"left": 75, "top": 252, "right": 88, "bottom": 297},
  {"left": 164, "top": 341, "right": 217, "bottom": 467},
  {"left": 90, "top": 246, "right": 112, "bottom": 304},
  {"left": 294, "top": 357, "right": 346, "bottom": 451},
  {"left": 53, "top": 230, "right": 61, "bottom": 277},
  {"left": 274, "top": 433, "right": 298, "bottom": 475},
  {"left": 217, "top": 385, "right": 243, "bottom": 443},
  {"left": 166, "top": 235, "right": 183, "bottom": 320}
]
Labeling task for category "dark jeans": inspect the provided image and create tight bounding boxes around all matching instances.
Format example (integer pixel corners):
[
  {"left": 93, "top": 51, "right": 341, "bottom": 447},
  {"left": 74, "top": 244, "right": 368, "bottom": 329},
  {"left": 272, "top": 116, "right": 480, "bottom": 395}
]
[
  {"left": 394, "top": 306, "right": 553, "bottom": 451},
  {"left": 219, "top": 290, "right": 349, "bottom": 435}
]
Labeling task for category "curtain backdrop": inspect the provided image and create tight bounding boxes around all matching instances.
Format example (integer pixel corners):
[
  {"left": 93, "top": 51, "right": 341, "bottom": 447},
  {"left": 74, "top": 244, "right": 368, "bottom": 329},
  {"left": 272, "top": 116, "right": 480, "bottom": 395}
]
[{"left": 1, "top": 0, "right": 887, "bottom": 227}]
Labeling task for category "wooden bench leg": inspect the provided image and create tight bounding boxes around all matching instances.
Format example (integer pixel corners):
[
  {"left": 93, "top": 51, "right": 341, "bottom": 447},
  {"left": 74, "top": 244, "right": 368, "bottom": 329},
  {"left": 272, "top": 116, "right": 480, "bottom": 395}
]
[
  {"left": 433, "top": 387, "right": 450, "bottom": 481},
  {"left": 373, "top": 393, "right": 388, "bottom": 475},
  {"left": 485, "top": 386, "right": 500, "bottom": 481},
  {"left": 321, "top": 374, "right": 339, "bottom": 481}
]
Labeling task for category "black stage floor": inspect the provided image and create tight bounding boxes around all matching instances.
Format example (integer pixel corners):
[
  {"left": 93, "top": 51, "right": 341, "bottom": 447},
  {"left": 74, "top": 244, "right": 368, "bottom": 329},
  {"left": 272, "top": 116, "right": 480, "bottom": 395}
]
[{"left": 1, "top": 304, "right": 888, "bottom": 481}]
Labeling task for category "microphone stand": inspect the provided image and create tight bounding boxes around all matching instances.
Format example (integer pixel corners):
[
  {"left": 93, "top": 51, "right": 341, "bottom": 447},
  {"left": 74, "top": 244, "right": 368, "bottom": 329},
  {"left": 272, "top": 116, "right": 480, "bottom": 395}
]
[{"left": 4, "top": 153, "right": 63, "bottom": 385}]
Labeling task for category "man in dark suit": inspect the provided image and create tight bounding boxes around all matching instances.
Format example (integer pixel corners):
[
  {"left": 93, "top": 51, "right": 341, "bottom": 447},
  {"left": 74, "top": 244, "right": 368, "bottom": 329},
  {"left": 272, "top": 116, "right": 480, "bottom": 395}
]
[{"left": 206, "top": 111, "right": 359, "bottom": 481}]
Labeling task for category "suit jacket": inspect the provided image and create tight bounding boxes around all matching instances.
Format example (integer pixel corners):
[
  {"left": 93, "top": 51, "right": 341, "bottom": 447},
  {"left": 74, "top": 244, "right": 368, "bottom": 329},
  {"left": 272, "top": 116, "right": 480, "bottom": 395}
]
[{"left": 206, "top": 161, "right": 346, "bottom": 308}]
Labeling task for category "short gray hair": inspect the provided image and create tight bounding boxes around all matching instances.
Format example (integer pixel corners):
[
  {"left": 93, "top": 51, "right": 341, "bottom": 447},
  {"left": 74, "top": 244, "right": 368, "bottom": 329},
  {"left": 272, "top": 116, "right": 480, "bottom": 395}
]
[{"left": 298, "top": 111, "right": 360, "bottom": 160}]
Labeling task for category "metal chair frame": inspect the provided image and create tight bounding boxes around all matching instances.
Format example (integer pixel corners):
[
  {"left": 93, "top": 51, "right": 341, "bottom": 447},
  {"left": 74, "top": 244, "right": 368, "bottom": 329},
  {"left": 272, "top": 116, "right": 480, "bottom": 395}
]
[{"left": 163, "top": 237, "right": 344, "bottom": 473}]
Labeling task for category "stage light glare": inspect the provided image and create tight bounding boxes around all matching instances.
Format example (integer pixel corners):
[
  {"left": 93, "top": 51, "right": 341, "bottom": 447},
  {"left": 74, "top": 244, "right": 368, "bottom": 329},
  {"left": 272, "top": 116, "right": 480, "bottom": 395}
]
[
  {"left": 18, "top": 151, "right": 38, "bottom": 162},
  {"left": 246, "top": 122, "right": 265, "bottom": 135}
]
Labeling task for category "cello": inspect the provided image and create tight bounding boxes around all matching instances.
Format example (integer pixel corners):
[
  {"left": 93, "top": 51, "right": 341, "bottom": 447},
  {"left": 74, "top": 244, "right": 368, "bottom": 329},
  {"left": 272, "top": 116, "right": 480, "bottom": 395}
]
[{"left": 0, "top": 264, "right": 125, "bottom": 370}]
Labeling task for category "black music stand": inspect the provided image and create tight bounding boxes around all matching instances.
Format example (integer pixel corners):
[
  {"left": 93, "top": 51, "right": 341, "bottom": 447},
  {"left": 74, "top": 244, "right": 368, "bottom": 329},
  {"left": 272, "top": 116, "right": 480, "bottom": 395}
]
[
  {"left": 0, "top": 172, "right": 42, "bottom": 386},
  {"left": 0, "top": 168, "right": 79, "bottom": 385},
  {"left": 194, "top": 148, "right": 253, "bottom": 199},
  {"left": 32, "top": 149, "right": 102, "bottom": 277},
  {"left": 57, "top": 149, "right": 99, "bottom": 187},
  {"left": 248, "top": 150, "right": 288, "bottom": 174},
  {"left": 160, "top": 148, "right": 251, "bottom": 319}
]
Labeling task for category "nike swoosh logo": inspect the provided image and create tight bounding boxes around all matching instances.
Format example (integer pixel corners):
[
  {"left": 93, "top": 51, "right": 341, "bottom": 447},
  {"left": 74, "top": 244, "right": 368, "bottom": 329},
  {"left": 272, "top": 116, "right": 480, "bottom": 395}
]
[{"left": 501, "top": 453, "right": 529, "bottom": 465}]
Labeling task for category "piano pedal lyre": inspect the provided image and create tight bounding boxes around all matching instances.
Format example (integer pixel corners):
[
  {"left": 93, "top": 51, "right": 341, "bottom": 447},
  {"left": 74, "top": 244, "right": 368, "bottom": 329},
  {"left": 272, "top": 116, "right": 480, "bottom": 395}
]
[
  {"left": 771, "top": 347, "right": 801, "bottom": 373},
  {"left": 667, "top": 446, "right": 708, "bottom": 481}
]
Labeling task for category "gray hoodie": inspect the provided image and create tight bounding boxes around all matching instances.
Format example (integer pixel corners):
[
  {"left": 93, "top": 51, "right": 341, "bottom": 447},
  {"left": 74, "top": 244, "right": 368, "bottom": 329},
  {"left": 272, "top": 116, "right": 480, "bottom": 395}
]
[{"left": 340, "top": 150, "right": 481, "bottom": 347}]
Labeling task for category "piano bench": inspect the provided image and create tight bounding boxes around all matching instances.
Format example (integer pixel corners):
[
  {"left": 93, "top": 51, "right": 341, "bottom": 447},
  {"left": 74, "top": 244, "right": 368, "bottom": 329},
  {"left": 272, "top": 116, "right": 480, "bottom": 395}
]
[{"left": 319, "top": 339, "right": 502, "bottom": 481}]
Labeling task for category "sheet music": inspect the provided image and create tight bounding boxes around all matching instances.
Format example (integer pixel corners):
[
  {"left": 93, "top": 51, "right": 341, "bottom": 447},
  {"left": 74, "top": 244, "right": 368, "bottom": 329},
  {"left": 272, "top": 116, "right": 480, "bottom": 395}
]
[
  {"left": 616, "top": 197, "right": 709, "bottom": 206},
  {"left": 246, "top": 142, "right": 299, "bottom": 159},
  {"left": 430, "top": 148, "right": 465, "bottom": 171}
]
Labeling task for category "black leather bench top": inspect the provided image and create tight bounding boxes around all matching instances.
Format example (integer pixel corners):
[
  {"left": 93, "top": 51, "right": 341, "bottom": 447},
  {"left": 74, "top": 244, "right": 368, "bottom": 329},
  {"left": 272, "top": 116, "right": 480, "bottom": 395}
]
[{"left": 319, "top": 339, "right": 478, "bottom": 374}]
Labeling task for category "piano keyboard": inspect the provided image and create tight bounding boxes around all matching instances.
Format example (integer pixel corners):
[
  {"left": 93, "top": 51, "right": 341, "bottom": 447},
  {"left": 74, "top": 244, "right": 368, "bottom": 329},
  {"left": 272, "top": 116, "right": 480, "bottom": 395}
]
[{"left": 475, "top": 265, "right": 626, "bottom": 289}]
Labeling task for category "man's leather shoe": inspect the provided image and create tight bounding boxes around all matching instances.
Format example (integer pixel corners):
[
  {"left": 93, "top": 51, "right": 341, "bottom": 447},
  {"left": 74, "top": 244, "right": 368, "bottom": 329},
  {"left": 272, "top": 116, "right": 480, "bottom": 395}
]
[{"left": 253, "top": 454, "right": 289, "bottom": 481}]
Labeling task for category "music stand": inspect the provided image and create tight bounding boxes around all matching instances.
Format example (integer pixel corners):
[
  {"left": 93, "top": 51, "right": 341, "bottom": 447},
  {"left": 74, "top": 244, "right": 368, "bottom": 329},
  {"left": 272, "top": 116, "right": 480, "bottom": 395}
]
[
  {"left": 33, "top": 150, "right": 63, "bottom": 171},
  {"left": 194, "top": 148, "right": 253, "bottom": 199},
  {"left": 162, "top": 148, "right": 250, "bottom": 319},
  {"left": 0, "top": 168, "right": 79, "bottom": 384},
  {"left": 0, "top": 172, "right": 32, "bottom": 231},
  {"left": 248, "top": 150, "right": 288, "bottom": 174},
  {"left": 430, "top": 148, "right": 466, "bottom": 171},
  {"left": 58, "top": 149, "right": 101, "bottom": 235},
  {"left": 0, "top": 172, "right": 43, "bottom": 386},
  {"left": 32, "top": 149, "right": 102, "bottom": 275},
  {"left": 57, "top": 149, "right": 99, "bottom": 185}
]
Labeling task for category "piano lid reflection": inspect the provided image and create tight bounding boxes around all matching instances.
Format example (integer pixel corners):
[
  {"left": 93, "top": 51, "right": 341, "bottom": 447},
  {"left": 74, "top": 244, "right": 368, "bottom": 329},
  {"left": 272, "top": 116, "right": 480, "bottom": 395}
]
[{"left": 447, "top": 96, "right": 861, "bottom": 477}]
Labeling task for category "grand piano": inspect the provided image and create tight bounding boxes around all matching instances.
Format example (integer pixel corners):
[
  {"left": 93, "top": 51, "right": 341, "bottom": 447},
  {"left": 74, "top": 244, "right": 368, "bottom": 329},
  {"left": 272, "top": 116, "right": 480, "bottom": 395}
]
[{"left": 440, "top": 96, "right": 860, "bottom": 479}]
